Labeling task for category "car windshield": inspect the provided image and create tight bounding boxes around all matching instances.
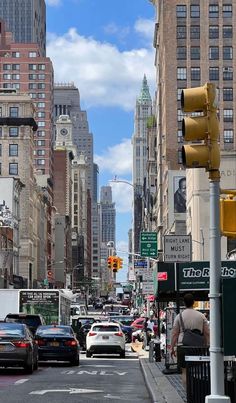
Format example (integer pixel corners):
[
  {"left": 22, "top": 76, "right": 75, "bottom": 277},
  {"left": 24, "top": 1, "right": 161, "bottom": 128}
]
[
  {"left": 6, "top": 315, "right": 41, "bottom": 328},
  {"left": 92, "top": 325, "right": 120, "bottom": 332},
  {"left": 0, "top": 323, "right": 25, "bottom": 338},
  {"left": 36, "top": 326, "right": 72, "bottom": 336}
]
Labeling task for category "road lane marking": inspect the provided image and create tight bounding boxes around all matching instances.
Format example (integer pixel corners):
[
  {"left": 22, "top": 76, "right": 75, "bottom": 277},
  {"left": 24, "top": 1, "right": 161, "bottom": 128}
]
[
  {"left": 62, "top": 370, "right": 128, "bottom": 376},
  {"left": 14, "top": 379, "right": 29, "bottom": 385},
  {"left": 30, "top": 388, "right": 103, "bottom": 395}
]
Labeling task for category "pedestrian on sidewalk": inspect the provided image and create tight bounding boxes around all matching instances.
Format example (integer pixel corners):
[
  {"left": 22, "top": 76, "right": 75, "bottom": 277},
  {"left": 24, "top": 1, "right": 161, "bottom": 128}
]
[{"left": 170, "top": 293, "right": 210, "bottom": 388}]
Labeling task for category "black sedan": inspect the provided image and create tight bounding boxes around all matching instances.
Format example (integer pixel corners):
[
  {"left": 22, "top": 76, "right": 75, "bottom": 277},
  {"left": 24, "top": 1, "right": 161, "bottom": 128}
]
[
  {"left": 0, "top": 322, "right": 38, "bottom": 373},
  {"left": 35, "top": 325, "right": 80, "bottom": 366}
]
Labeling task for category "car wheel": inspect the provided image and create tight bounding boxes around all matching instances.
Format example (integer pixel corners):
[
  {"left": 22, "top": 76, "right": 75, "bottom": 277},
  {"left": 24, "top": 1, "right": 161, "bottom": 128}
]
[
  {"left": 120, "top": 350, "right": 125, "bottom": 358},
  {"left": 24, "top": 357, "right": 34, "bottom": 374},
  {"left": 70, "top": 356, "right": 80, "bottom": 366},
  {"left": 86, "top": 350, "right": 92, "bottom": 358}
]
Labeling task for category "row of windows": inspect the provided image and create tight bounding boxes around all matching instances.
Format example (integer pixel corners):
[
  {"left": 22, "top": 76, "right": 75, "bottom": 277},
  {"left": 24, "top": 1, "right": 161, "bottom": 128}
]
[
  {"left": 29, "top": 83, "right": 46, "bottom": 89},
  {"left": 3, "top": 64, "right": 46, "bottom": 71},
  {"left": 9, "top": 52, "right": 39, "bottom": 58},
  {"left": 177, "top": 130, "right": 234, "bottom": 145},
  {"left": 177, "top": 108, "right": 234, "bottom": 123},
  {"left": 0, "top": 144, "right": 18, "bottom": 156},
  {"left": 29, "top": 93, "right": 46, "bottom": 99},
  {"left": 176, "top": 4, "right": 232, "bottom": 19},
  {"left": 186, "top": 67, "right": 233, "bottom": 81},
  {"left": 0, "top": 107, "right": 19, "bottom": 118},
  {"left": 177, "top": 25, "right": 233, "bottom": 40},
  {"left": 177, "top": 46, "right": 233, "bottom": 60}
]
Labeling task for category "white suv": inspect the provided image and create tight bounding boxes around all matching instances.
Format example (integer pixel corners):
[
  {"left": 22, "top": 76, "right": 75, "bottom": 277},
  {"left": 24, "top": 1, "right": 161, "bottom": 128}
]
[{"left": 86, "top": 322, "right": 125, "bottom": 358}]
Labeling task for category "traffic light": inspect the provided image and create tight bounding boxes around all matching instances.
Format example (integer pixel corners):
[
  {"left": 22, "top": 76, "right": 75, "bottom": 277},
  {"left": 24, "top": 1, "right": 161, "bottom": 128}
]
[
  {"left": 107, "top": 256, "right": 113, "bottom": 269},
  {"left": 117, "top": 257, "right": 123, "bottom": 269},
  {"left": 47, "top": 270, "right": 53, "bottom": 280},
  {"left": 112, "top": 257, "right": 118, "bottom": 272},
  {"left": 220, "top": 196, "right": 236, "bottom": 238},
  {"left": 181, "top": 83, "right": 220, "bottom": 172}
]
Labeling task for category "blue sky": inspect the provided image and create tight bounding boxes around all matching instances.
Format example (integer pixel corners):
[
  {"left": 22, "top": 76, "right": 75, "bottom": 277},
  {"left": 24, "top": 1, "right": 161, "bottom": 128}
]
[{"left": 46, "top": 0, "right": 156, "bottom": 282}]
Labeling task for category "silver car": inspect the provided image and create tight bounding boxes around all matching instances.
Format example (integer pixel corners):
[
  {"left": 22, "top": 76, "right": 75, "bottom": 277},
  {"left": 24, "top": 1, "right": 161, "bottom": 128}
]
[{"left": 0, "top": 322, "right": 38, "bottom": 373}]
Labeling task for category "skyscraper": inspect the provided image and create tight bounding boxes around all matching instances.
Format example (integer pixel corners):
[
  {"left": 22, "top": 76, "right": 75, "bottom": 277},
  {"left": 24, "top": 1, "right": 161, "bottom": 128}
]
[
  {"left": 0, "top": 0, "right": 46, "bottom": 56},
  {"left": 100, "top": 186, "right": 116, "bottom": 244}
]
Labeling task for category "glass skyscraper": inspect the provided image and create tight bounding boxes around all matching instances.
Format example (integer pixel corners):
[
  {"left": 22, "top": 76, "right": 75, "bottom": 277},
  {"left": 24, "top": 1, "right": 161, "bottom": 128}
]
[{"left": 0, "top": 0, "right": 46, "bottom": 56}]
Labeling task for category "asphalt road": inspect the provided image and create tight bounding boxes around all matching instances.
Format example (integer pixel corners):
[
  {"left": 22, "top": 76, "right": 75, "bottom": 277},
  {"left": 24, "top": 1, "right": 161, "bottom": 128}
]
[{"left": 0, "top": 348, "right": 151, "bottom": 403}]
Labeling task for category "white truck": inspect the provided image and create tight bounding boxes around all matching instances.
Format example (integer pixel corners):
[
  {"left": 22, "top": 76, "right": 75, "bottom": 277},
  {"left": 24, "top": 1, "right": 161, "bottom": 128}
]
[{"left": 0, "top": 289, "right": 71, "bottom": 325}]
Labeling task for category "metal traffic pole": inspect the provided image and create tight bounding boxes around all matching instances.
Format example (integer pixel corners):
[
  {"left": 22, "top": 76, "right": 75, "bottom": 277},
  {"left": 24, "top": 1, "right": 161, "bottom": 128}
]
[{"left": 206, "top": 171, "right": 230, "bottom": 403}]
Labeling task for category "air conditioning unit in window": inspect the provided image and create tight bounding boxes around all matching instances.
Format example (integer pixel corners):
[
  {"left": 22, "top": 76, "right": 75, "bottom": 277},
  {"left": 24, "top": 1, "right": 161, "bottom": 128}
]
[{"left": 223, "top": 67, "right": 233, "bottom": 72}]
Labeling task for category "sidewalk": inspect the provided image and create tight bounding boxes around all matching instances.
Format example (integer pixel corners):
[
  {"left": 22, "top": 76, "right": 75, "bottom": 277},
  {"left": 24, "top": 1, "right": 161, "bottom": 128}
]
[{"left": 138, "top": 348, "right": 186, "bottom": 403}]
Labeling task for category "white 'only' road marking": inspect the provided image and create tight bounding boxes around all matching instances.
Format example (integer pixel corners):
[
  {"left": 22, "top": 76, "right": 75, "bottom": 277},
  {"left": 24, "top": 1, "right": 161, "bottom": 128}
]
[
  {"left": 14, "top": 379, "right": 29, "bottom": 385},
  {"left": 30, "top": 388, "right": 103, "bottom": 395}
]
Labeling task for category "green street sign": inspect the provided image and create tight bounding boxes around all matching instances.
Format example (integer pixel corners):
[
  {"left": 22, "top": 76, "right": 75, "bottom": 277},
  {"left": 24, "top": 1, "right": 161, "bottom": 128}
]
[{"left": 140, "top": 232, "right": 157, "bottom": 257}]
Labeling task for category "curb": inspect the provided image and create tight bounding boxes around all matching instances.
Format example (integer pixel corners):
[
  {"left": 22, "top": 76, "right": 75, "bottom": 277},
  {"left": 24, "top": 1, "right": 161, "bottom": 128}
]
[{"left": 140, "top": 358, "right": 160, "bottom": 403}]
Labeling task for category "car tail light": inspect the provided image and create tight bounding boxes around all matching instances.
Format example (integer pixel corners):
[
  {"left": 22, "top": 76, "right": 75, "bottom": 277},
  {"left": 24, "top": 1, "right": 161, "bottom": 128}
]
[
  {"left": 88, "top": 332, "right": 97, "bottom": 336},
  {"left": 64, "top": 340, "right": 77, "bottom": 346},
  {"left": 114, "top": 332, "right": 123, "bottom": 337},
  {"left": 13, "top": 341, "right": 31, "bottom": 348},
  {"left": 36, "top": 339, "right": 46, "bottom": 346}
]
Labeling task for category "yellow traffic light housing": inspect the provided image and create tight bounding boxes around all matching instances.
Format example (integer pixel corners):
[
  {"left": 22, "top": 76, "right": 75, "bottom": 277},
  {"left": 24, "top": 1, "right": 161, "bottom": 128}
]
[
  {"left": 220, "top": 195, "right": 236, "bottom": 238},
  {"left": 117, "top": 257, "right": 123, "bottom": 269},
  {"left": 107, "top": 256, "right": 113, "bottom": 269},
  {"left": 181, "top": 83, "right": 220, "bottom": 172},
  {"left": 112, "top": 257, "right": 118, "bottom": 272}
]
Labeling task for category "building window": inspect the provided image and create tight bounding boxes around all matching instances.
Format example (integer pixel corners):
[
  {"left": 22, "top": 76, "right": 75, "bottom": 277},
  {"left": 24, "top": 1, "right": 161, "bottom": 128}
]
[
  {"left": 0, "top": 144, "right": 1, "bottom": 156},
  {"left": 223, "top": 130, "right": 234, "bottom": 143},
  {"left": 177, "top": 47, "right": 187, "bottom": 59},
  {"left": 177, "top": 88, "right": 184, "bottom": 100},
  {"left": 177, "top": 130, "right": 183, "bottom": 143},
  {"left": 29, "top": 52, "right": 37, "bottom": 57},
  {"left": 176, "top": 5, "right": 187, "bottom": 18},
  {"left": 191, "top": 47, "right": 200, "bottom": 59},
  {"left": 223, "top": 47, "right": 232, "bottom": 60},
  {"left": 38, "top": 121, "right": 45, "bottom": 127},
  {"left": 37, "top": 131, "right": 45, "bottom": 137},
  {"left": 37, "top": 150, "right": 45, "bottom": 156},
  {"left": 29, "top": 83, "right": 37, "bottom": 89},
  {"left": 37, "top": 159, "right": 45, "bottom": 165},
  {"left": 223, "top": 109, "right": 233, "bottom": 122},
  {"left": 29, "top": 93, "right": 37, "bottom": 99},
  {"left": 191, "top": 67, "right": 200, "bottom": 80},
  {"left": 0, "top": 128, "right": 2, "bottom": 137},
  {"left": 12, "top": 83, "right": 20, "bottom": 90},
  {"left": 223, "top": 67, "right": 233, "bottom": 80},
  {"left": 177, "top": 109, "right": 184, "bottom": 122},
  {"left": 38, "top": 83, "right": 45, "bottom": 89},
  {"left": 38, "top": 64, "right": 46, "bottom": 70},
  {"left": 12, "top": 74, "right": 20, "bottom": 80},
  {"left": 9, "top": 127, "right": 19, "bottom": 137},
  {"left": 190, "top": 25, "right": 200, "bottom": 39},
  {"left": 177, "top": 67, "right": 187, "bottom": 80},
  {"left": 9, "top": 144, "right": 18, "bottom": 156},
  {"left": 209, "top": 5, "right": 219, "bottom": 18},
  {"left": 37, "top": 102, "right": 45, "bottom": 108},
  {"left": 29, "top": 64, "right": 37, "bottom": 70},
  {"left": 3, "top": 64, "right": 11, "bottom": 70},
  {"left": 12, "top": 64, "right": 20, "bottom": 70},
  {"left": 37, "top": 140, "right": 45, "bottom": 146},
  {"left": 223, "top": 88, "right": 233, "bottom": 101},
  {"left": 209, "top": 67, "right": 219, "bottom": 80},
  {"left": 177, "top": 25, "right": 186, "bottom": 39},
  {"left": 0, "top": 163, "right": 1, "bottom": 175},
  {"left": 178, "top": 149, "right": 183, "bottom": 164},
  {"left": 223, "top": 5, "right": 232, "bottom": 18},
  {"left": 0, "top": 108, "right": 2, "bottom": 117},
  {"left": 223, "top": 25, "right": 233, "bottom": 38},
  {"left": 37, "top": 111, "right": 45, "bottom": 118},
  {"left": 29, "top": 74, "right": 37, "bottom": 80},
  {"left": 3, "top": 74, "right": 11, "bottom": 80},
  {"left": 9, "top": 107, "right": 18, "bottom": 117},
  {"left": 12, "top": 52, "right": 20, "bottom": 58},
  {"left": 190, "top": 5, "right": 200, "bottom": 18},
  {"left": 209, "top": 46, "right": 219, "bottom": 60},
  {"left": 9, "top": 163, "right": 18, "bottom": 175},
  {"left": 209, "top": 25, "right": 219, "bottom": 39},
  {"left": 38, "top": 74, "right": 45, "bottom": 80},
  {"left": 38, "top": 93, "right": 45, "bottom": 99}
]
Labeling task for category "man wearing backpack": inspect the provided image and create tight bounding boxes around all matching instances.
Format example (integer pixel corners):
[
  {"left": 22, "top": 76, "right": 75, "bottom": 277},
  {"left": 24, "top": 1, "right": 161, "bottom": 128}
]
[{"left": 170, "top": 293, "right": 210, "bottom": 388}]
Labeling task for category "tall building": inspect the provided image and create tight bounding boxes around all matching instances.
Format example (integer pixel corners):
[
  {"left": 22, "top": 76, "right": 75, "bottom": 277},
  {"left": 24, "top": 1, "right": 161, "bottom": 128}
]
[
  {"left": 132, "top": 75, "right": 153, "bottom": 253},
  {"left": 0, "top": 0, "right": 46, "bottom": 56},
  {"left": 100, "top": 186, "right": 116, "bottom": 244},
  {"left": 151, "top": 0, "right": 236, "bottom": 253},
  {"left": 0, "top": 20, "right": 54, "bottom": 178}
]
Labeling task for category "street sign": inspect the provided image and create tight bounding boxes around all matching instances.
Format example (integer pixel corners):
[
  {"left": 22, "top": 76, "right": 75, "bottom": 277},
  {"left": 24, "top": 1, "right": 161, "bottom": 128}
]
[
  {"left": 164, "top": 235, "right": 192, "bottom": 262},
  {"left": 140, "top": 232, "right": 157, "bottom": 257},
  {"left": 142, "top": 282, "right": 154, "bottom": 295},
  {"left": 134, "top": 259, "right": 147, "bottom": 268}
]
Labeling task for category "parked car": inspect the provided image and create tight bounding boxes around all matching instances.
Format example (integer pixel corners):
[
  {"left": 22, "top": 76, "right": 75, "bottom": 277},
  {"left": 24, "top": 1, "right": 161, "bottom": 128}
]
[
  {"left": 86, "top": 322, "right": 126, "bottom": 358},
  {"left": 35, "top": 325, "right": 80, "bottom": 366},
  {"left": 5, "top": 313, "right": 45, "bottom": 335},
  {"left": 0, "top": 322, "right": 38, "bottom": 373}
]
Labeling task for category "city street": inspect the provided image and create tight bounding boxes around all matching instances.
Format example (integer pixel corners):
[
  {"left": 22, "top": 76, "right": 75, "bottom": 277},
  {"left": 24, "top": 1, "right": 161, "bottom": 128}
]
[{"left": 0, "top": 349, "right": 151, "bottom": 403}]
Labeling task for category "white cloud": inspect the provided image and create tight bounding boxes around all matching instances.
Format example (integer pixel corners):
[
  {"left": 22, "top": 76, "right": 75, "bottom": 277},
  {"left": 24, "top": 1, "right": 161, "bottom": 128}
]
[
  {"left": 94, "top": 138, "right": 132, "bottom": 176},
  {"left": 134, "top": 18, "right": 155, "bottom": 40},
  {"left": 111, "top": 182, "right": 132, "bottom": 213},
  {"left": 46, "top": 24, "right": 155, "bottom": 110}
]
